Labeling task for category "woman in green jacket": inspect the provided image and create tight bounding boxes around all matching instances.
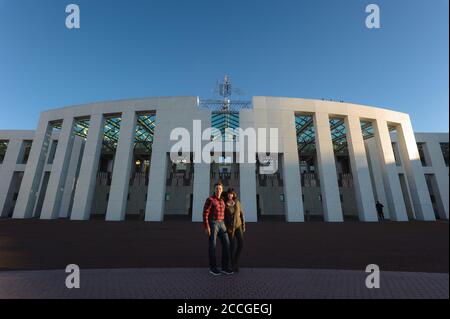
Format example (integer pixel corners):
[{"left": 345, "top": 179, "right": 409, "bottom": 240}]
[{"left": 224, "top": 189, "right": 245, "bottom": 272}]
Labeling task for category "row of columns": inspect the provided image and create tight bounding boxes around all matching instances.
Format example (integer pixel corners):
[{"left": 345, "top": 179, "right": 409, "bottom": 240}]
[
  {"left": 312, "top": 115, "right": 435, "bottom": 222},
  {"left": 308, "top": 115, "right": 434, "bottom": 222},
  {"left": 234, "top": 113, "right": 435, "bottom": 223},
  {"left": 8, "top": 110, "right": 436, "bottom": 222}
]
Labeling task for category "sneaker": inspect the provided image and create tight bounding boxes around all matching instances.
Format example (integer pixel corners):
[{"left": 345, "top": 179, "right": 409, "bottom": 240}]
[
  {"left": 221, "top": 269, "right": 234, "bottom": 275},
  {"left": 209, "top": 269, "right": 221, "bottom": 276}
]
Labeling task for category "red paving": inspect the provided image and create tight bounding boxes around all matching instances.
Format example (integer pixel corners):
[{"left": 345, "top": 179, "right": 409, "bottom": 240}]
[{"left": 0, "top": 219, "right": 448, "bottom": 273}]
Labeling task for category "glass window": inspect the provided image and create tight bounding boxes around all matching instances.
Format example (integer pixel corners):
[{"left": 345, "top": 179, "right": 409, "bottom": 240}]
[
  {"left": 19, "top": 141, "right": 33, "bottom": 164},
  {"left": 0, "top": 140, "right": 8, "bottom": 164},
  {"left": 417, "top": 143, "right": 429, "bottom": 167},
  {"left": 211, "top": 112, "right": 239, "bottom": 142},
  {"left": 440, "top": 143, "right": 449, "bottom": 167},
  {"left": 392, "top": 143, "right": 401, "bottom": 166},
  {"left": 47, "top": 140, "right": 58, "bottom": 164}
]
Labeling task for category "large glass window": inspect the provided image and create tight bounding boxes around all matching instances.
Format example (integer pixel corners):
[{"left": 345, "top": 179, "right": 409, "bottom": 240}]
[{"left": 211, "top": 112, "right": 239, "bottom": 142}]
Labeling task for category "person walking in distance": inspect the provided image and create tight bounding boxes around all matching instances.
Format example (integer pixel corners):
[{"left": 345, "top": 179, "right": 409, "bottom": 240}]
[
  {"left": 203, "top": 182, "right": 233, "bottom": 276},
  {"left": 376, "top": 201, "right": 385, "bottom": 221}
]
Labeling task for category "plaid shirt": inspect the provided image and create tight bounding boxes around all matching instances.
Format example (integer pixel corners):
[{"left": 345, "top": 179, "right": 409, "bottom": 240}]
[{"left": 203, "top": 195, "right": 225, "bottom": 229}]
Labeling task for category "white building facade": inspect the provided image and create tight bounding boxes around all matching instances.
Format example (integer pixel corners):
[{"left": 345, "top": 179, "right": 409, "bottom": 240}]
[{"left": 0, "top": 96, "right": 448, "bottom": 223}]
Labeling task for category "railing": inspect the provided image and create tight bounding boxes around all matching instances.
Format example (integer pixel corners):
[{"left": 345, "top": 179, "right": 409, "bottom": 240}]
[
  {"left": 166, "top": 170, "right": 193, "bottom": 187},
  {"left": 258, "top": 173, "right": 283, "bottom": 187},
  {"left": 339, "top": 173, "right": 353, "bottom": 188},
  {"left": 96, "top": 171, "right": 149, "bottom": 187},
  {"left": 301, "top": 173, "right": 319, "bottom": 187}
]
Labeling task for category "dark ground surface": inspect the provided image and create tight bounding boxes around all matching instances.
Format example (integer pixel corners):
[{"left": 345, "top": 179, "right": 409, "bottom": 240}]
[
  {"left": 1, "top": 268, "right": 448, "bottom": 299},
  {"left": 0, "top": 219, "right": 448, "bottom": 273}
]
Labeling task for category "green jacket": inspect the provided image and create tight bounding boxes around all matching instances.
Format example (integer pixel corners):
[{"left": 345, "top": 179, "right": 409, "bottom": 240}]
[{"left": 224, "top": 200, "right": 245, "bottom": 237}]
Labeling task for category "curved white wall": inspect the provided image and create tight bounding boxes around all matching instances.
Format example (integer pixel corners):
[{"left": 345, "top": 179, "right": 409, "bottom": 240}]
[{"left": 0, "top": 96, "right": 445, "bottom": 222}]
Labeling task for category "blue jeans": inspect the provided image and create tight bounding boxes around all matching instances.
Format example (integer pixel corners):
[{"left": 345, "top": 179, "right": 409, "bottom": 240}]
[{"left": 208, "top": 220, "right": 231, "bottom": 271}]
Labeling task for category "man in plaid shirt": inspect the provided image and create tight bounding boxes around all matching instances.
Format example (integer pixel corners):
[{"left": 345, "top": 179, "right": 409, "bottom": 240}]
[{"left": 203, "top": 182, "right": 233, "bottom": 276}]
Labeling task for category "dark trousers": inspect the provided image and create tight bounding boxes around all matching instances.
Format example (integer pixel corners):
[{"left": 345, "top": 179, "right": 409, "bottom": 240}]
[
  {"left": 208, "top": 220, "right": 230, "bottom": 271},
  {"left": 377, "top": 211, "right": 384, "bottom": 221},
  {"left": 230, "top": 226, "right": 244, "bottom": 270}
]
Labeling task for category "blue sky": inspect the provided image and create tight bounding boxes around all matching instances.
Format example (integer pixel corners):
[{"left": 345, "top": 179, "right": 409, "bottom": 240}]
[{"left": 0, "top": 0, "right": 448, "bottom": 132}]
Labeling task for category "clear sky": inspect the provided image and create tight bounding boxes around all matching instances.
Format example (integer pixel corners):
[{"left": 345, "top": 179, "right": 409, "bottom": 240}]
[{"left": 0, "top": 0, "right": 448, "bottom": 132}]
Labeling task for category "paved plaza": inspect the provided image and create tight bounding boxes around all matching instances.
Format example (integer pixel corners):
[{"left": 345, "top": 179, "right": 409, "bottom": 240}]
[
  {"left": 0, "top": 219, "right": 448, "bottom": 273},
  {"left": 0, "top": 268, "right": 448, "bottom": 299}
]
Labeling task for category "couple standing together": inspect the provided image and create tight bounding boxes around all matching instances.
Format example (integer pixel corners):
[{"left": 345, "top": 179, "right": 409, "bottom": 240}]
[{"left": 202, "top": 182, "right": 245, "bottom": 276}]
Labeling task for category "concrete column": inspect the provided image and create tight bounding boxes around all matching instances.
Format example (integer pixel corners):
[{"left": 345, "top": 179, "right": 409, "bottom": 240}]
[
  {"left": 13, "top": 116, "right": 53, "bottom": 219},
  {"left": 313, "top": 112, "right": 343, "bottom": 222},
  {"left": 365, "top": 138, "right": 390, "bottom": 219},
  {"left": 59, "top": 137, "right": 84, "bottom": 218},
  {"left": 40, "top": 117, "right": 76, "bottom": 220},
  {"left": 426, "top": 142, "right": 449, "bottom": 219},
  {"left": 71, "top": 114, "right": 105, "bottom": 221},
  {"left": 396, "top": 121, "right": 435, "bottom": 221},
  {"left": 238, "top": 109, "right": 258, "bottom": 222},
  {"left": 345, "top": 115, "right": 378, "bottom": 222},
  {"left": 279, "top": 110, "right": 304, "bottom": 222},
  {"left": 240, "top": 163, "right": 258, "bottom": 222},
  {"left": 145, "top": 144, "right": 167, "bottom": 222},
  {"left": 106, "top": 111, "right": 137, "bottom": 221},
  {"left": 282, "top": 145, "right": 305, "bottom": 222},
  {"left": 373, "top": 119, "right": 408, "bottom": 221},
  {"left": 0, "top": 139, "right": 22, "bottom": 217},
  {"left": 192, "top": 162, "right": 210, "bottom": 222}
]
